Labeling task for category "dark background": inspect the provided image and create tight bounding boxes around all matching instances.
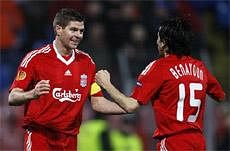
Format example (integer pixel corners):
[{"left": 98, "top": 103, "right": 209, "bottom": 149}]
[{"left": 1, "top": 0, "right": 229, "bottom": 150}]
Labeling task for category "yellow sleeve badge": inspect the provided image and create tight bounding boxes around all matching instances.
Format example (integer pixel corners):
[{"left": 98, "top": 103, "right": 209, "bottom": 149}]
[
  {"left": 90, "top": 82, "right": 101, "bottom": 95},
  {"left": 16, "top": 70, "right": 27, "bottom": 81}
]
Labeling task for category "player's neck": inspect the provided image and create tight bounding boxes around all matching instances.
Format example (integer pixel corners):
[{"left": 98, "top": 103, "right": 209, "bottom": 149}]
[
  {"left": 164, "top": 52, "right": 169, "bottom": 57},
  {"left": 54, "top": 39, "right": 72, "bottom": 56}
]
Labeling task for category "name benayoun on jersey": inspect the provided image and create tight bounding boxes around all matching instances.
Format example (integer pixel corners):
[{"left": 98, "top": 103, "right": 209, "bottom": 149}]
[{"left": 169, "top": 63, "right": 203, "bottom": 80}]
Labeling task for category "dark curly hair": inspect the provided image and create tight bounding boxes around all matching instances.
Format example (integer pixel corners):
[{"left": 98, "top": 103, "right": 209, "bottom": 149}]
[{"left": 159, "top": 17, "right": 194, "bottom": 56}]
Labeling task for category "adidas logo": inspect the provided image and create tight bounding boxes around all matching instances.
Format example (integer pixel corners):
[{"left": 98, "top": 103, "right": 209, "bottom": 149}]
[{"left": 64, "top": 70, "right": 72, "bottom": 76}]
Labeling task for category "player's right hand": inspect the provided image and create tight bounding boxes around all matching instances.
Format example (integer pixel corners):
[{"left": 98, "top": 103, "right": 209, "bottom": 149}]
[
  {"left": 32, "top": 80, "right": 50, "bottom": 98},
  {"left": 95, "top": 70, "right": 111, "bottom": 89}
]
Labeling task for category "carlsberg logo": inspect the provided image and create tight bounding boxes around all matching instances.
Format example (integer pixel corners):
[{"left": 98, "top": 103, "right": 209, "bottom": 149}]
[{"left": 52, "top": 88, "right": 81, "bottom": 102}]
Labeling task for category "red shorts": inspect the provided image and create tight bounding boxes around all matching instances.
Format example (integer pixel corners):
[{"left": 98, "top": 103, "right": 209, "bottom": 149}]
[
  {"left": 24, "top": 127, "right": 77, "bottom": 151},
  {"left": 156, "top": 130, "right": 206, "bottom": 151}
]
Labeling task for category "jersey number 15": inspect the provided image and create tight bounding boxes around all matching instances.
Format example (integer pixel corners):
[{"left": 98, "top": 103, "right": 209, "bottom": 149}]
[{"left": 177, "top": 83, "right": 203, "bottom": 123}]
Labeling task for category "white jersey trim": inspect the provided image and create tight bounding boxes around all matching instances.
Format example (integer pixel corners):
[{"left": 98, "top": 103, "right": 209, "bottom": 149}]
[
  {"left": 53, "top": 40, "right": 75, "bottom": 66},
  {"left": 160, "top": 138, "right": 168, "bottom": 151},
  {"left": 76, "top": 49, "right": 95, "bottom": 65},
  {"left": 21, "top": 45, "right": 51, "bottom": 68},
  {"left": 140, "top": 60, "right": 156, "bottom": 75},
  {"left": 26, "top": 130, "right": 32, "bottom": 151}
]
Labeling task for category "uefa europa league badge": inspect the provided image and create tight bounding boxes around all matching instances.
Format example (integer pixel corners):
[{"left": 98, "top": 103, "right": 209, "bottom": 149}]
[{"left": 80, "top": 74, "right": 87, "bottom": 87}]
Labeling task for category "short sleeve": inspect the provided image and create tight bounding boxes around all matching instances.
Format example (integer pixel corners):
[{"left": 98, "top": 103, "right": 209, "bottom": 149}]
[
  {"left": 88, "top": 59, "right": 103, "bottom": 97},
  {"left": 206, "top": 68, "right": 225, "bottom": 101},
  {"left": 131, "top": 61, "right": 163, "bottom": 105},
  {"left": 90, "top": 82, "right": 103, "bottom": 96},
  {"left": 9, "top": 54, "right": 35, "bottom": 92}
]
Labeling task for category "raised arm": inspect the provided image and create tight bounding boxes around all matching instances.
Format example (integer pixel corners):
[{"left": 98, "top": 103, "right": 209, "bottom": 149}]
[
  {"left": 8, "top": 80, "right": 50, "bottom": 106},
  {"left": 95, "top": 70, "right": 140, "bottom": 113}
]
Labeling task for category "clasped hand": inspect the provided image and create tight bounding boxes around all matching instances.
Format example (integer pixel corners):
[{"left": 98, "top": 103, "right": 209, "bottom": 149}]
[{"left": 95, "top": 70, "right": 111, "bottom": 89}]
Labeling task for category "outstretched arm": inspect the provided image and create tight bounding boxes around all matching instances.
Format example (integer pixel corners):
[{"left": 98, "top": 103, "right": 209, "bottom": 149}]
[
  {"left": 95, "top": 70, "right": 140, "bottom": 113},
  {"left": 8, "top": 80, "right": 50, "bottom": 106},
  {"left": 91, "top": 96, "right": 127, "bottom": 114}
]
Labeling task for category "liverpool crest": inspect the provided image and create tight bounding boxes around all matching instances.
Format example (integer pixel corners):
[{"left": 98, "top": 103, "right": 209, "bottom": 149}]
[{"left": 80, "top": 74, "right": 87, "bottom": 87}]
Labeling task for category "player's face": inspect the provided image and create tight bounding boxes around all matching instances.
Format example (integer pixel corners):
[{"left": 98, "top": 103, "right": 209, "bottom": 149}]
[
  {"left": 59, "top": 21, "right": 85, "bottom": 50},
  {"left": 157, "top": 31, "right": 164, "bottom": 57}
]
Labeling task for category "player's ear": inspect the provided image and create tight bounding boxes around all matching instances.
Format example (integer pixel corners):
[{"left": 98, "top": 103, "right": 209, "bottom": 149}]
[
  {"left": 159, "top": 40, "right": 165, "bottom": 49},
  {"left": 161, "top": 39, "right": 167, "bottom": 49},
  {"left": 55, "top": 25, "right": 62, "bottom": 36},
  {"left": 161, "top": 39, "right": 167, "bottom": 48}
]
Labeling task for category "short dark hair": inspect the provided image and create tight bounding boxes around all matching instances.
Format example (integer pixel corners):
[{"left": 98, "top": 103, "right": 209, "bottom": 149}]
[
  {"left": 53, "top": 8, "right": 85, "bottom": 30},
  {"left": 159, "top": 17, "right": 193, "bottom": 56}
]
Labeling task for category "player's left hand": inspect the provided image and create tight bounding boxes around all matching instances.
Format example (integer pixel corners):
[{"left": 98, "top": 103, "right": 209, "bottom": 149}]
[{"left": 95, "top": 70, "right": 111, "bottom": 89}]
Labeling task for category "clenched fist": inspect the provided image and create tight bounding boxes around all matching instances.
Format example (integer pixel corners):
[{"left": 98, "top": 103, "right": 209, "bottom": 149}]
[
  {"left": 95, "top": 70, "right": 111, "bottom": 89},
  {"left": 32, "top": 80, "right": 50, "bottom": 98}
]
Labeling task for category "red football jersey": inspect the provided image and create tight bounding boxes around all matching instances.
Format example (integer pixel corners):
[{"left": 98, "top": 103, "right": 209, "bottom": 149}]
[
  {"left": 10, "top": 41, "right": 102, "bottom": 135},
  {"left": 131, "top": 54, "right": 225, "bottom": 138}
]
